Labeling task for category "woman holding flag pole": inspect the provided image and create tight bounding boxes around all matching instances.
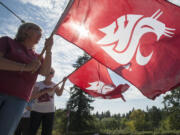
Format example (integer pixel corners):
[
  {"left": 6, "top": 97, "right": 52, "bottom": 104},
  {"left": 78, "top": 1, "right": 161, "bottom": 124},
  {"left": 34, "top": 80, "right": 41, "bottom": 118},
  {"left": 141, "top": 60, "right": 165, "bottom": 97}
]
[
  {"left": 0, "top": 0, "right": 74, "bottom": 135},
  {"left": 29, "top": 68, "right": 67, "bottom": 135},
  {"left": 0, "top": 22, "right": 53, "bottom": 135}
]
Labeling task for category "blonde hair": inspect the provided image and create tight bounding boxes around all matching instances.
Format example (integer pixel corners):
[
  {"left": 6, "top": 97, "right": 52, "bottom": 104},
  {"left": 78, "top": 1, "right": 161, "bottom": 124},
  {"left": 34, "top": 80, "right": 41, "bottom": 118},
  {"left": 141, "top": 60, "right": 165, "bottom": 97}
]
[{"left": 15, "top": 22, "right": 42, "bottom": 42}]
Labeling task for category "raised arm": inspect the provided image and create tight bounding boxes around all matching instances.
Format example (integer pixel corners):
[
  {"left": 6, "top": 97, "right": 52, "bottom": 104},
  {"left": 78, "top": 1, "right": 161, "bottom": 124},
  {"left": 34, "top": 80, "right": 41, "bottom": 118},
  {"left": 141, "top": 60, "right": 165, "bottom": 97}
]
[
  {"left": 55, "top": 77, "right": 67, "bottom": 96},
  {"left": 39, "top": 37, "right": 53, "bottom": 76}
]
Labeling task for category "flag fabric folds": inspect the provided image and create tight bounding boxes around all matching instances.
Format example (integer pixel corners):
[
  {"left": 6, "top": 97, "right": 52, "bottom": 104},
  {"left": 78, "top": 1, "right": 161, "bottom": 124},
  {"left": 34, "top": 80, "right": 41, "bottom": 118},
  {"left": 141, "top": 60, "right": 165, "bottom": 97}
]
[
  {"left": 57, "top": 0, "right": 180, "bottom": 99},
  {"left": 68, "top": 59, "right": 129, "bottom": 100}
]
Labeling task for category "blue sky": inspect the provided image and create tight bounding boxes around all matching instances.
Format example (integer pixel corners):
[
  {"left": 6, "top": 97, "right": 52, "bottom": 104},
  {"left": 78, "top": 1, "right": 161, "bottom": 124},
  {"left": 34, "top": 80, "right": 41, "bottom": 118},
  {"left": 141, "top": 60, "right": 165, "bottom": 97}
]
[{"left": 0, "top": 0, "right": 179, "bottom": 115}]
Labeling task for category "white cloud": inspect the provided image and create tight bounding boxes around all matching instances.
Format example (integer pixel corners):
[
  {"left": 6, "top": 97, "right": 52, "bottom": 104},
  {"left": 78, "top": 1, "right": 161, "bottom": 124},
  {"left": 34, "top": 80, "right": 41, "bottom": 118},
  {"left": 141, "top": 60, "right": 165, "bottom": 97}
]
[
  {"left": 123, "top": 85, "right": 145, "bottom": 100},
  {"left": 19, "top": 0, "right": 56, "bottom": 9}
]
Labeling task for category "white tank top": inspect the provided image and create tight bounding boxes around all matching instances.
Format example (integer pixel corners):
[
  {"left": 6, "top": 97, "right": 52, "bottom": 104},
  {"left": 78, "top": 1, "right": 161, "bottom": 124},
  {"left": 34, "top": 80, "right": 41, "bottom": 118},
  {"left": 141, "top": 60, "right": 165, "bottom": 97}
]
[{"left": 31, "top": 81, "right": 56, "bottom": 113}]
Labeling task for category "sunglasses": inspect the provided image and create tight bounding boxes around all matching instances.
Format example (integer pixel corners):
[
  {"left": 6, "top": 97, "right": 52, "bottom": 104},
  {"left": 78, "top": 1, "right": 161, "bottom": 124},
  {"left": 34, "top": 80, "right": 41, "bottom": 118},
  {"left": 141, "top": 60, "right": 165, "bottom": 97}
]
[{"left": 50, "top": 72, "right": 54, "bottom": 75}]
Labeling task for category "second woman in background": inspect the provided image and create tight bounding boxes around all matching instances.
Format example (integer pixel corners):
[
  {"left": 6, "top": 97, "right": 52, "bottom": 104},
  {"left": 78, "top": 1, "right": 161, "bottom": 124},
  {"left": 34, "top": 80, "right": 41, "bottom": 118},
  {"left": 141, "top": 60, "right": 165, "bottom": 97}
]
[{"left": 29, "top": 68, "right": 67, "bottom": 135}]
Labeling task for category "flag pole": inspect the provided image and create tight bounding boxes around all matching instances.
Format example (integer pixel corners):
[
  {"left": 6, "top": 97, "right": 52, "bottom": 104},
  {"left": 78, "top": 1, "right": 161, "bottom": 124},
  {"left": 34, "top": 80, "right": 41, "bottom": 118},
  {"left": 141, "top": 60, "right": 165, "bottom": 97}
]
[
  {"left": 53, "top": 58, "right": 92, "bottom": 88},
  {"left": 50, "top": 0, "right": 75, "bottom": 37},
  {"left": 38, "top": 0, "right": 75, "bottom": 59}
]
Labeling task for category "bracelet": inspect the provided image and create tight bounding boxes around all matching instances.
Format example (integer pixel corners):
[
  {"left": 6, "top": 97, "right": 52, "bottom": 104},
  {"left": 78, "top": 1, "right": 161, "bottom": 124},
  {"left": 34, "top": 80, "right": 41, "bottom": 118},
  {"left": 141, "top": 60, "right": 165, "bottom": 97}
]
[{"left": 20, "top": 64, "right": 26, "bottom": 72}]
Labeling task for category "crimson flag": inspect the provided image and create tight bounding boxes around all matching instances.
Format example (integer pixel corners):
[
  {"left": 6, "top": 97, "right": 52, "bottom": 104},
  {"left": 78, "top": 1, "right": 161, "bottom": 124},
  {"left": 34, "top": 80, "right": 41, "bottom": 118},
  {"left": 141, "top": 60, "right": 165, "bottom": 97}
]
[
  {"left": 68, "top": 59, "right": 129, "bottom": 100},
  {"left": 57, "top": 0, "right": 180, "bottom": 99}
]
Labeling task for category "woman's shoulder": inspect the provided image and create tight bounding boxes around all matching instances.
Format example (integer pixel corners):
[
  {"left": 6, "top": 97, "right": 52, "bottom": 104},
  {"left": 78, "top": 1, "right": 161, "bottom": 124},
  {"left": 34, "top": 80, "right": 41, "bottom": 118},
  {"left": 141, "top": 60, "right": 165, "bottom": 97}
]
[
  {"left": 52, "top": 82, "right": 56, "bottom": 85},
  {"left": 36, "top": 81, "right": 44, "bottom": 85},
  {"left": 0, "top": 36, "right": 17, "bottom": 45},
  {"left": 0, "top": 36, "right": 13, "bottom": 51},
  {"left": 0, "top": 36, "right": 11, "bottom": 42},
  {"left": 50, "top": 82, "right": 56, "bottom": 88},
  {"left": 0, "top": 36, "right": 13, "bottom": 41}
]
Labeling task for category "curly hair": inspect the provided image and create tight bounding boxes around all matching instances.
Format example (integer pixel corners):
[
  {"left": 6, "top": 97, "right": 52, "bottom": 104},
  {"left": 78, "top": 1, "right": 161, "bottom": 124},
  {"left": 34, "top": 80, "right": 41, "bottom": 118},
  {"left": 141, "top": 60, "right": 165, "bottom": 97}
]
[{"left": 15, "top": 22, "right": 42, "bottom": 42}]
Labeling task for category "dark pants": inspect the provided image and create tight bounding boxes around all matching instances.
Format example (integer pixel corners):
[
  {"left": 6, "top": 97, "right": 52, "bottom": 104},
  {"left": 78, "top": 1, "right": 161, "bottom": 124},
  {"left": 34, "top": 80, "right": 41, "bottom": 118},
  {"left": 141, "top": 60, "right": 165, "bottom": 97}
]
[
  {"left": 29, "top": 111, "right": 55, "bottom": 135},
  {"left": 14, "top": 118, "right": 30, "bottom": 135}
]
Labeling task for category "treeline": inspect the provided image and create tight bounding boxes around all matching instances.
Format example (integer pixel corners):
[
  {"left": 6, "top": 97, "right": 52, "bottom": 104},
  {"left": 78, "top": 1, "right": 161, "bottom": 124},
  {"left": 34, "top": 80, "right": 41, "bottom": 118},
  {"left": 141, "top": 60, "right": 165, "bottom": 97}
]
[
  {"left": 93, "top": 105, "right": 179, "bottom": 133},
  {"left": 49, "top": 87, "right": 180, "bottom": 135}
]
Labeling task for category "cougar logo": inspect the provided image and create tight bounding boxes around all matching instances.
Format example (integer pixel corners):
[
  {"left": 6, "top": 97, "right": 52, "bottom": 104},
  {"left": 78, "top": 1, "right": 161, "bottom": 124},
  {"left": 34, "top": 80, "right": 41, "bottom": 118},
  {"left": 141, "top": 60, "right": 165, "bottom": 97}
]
[
  {"left": 97, "top": 9, "right": 175, "bottom": 66},
  {"left": 86, "top": 81, "right": 114, "bottom": 94}
]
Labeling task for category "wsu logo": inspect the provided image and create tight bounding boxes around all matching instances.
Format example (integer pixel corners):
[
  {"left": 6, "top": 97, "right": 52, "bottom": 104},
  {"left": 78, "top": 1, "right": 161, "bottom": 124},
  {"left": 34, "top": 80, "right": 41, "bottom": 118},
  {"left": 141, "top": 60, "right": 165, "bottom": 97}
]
[
  {"left": 86, "top": 81, "right": 114, "bottom": 94},
  {"left": 97, "top": 9, "right": 175, "bottom": 66}
]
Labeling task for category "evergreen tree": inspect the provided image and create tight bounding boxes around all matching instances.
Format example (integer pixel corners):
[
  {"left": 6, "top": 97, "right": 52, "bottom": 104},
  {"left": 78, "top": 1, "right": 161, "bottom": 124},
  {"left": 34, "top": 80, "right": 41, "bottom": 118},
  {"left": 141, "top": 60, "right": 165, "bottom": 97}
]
[
  {"left": 104, "top": 110, "right": 111, "bottom": 117},
  {"left": 146, "top": 106, "right": 162, "bottom": 130},
  {"left": 163, "top": 87, "right": 180, "bottom": 111},
  {"left": 162, "top": 87, "right": 180, "bottom": 130},
  {"left": 66, "top": 53, "right": 95, "bottom": 132}
]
